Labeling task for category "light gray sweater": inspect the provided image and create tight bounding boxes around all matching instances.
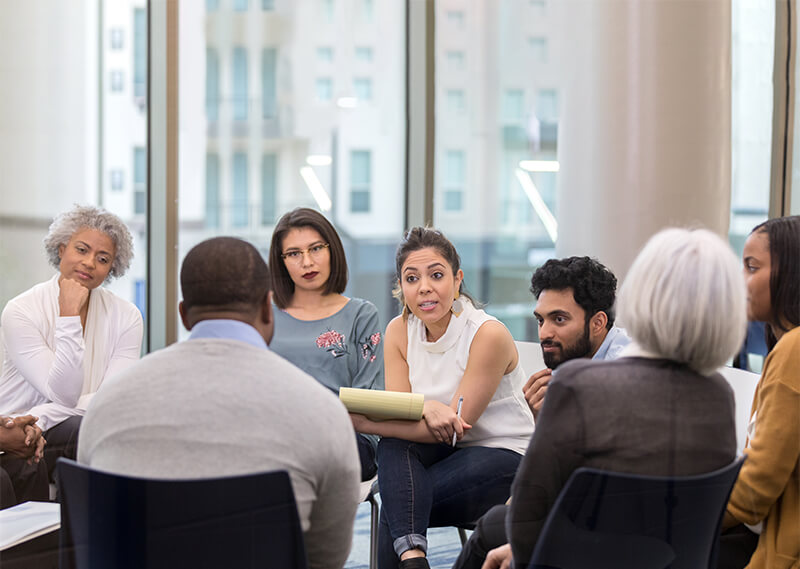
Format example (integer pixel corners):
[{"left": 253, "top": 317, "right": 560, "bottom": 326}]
[{"left": 78, "top": 338, "right": 360, "bottom": 569}]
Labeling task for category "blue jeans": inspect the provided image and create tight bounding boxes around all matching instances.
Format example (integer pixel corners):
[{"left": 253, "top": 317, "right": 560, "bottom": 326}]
[
  {"left": 376, "top": 437, "right": 521, "bottom": 569},
  {"left": 357, "top": 433, "right": 378, "bottom": 481}
]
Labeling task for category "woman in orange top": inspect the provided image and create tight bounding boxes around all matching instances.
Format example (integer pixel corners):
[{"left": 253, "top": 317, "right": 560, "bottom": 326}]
[{"left": 720, "top": 215, "right": 800, "bottom": 569}]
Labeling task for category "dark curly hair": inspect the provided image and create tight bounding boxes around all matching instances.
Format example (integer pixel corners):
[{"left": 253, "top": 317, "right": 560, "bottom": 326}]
[
  {"left": 530, "top": 256, "right": 618, "bottom": 330},
  {"left": 181, "top": 237, "right": 270, "bottom": 313}
]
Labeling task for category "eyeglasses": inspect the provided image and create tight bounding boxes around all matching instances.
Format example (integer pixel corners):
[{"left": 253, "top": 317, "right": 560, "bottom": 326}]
[{"left": 281, "top": 243, "right": 330, "bottom": 264}]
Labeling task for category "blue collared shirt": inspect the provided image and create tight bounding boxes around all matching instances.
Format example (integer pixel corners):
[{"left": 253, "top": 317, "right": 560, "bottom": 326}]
[
  {"left": 188, "top": 319, "right": 268, "bottom": 350},
  {"left": 592, "top": 326, "right": 631, "bottom": 361}
]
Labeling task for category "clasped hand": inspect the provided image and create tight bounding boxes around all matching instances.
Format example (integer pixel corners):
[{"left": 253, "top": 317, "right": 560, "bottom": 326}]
[
  {"left": 0, "top": 415, "right": 46, "bottom": 463},
  {"left": 422, "top": 400, "right": 471, "bottom": 445}
]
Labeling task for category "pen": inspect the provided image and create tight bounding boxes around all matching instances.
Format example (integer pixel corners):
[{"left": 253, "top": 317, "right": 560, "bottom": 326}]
[{"left": 452, "top": 396, "right": 464, "bottom": 447}]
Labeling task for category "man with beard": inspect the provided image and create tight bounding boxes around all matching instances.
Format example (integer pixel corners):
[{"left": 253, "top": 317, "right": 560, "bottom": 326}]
[
  {"left": 524, "top": 256, "right": 630, "bottom": 419},
  {"left": 452, "top": 256, "right": 629, "bottom": 569}
]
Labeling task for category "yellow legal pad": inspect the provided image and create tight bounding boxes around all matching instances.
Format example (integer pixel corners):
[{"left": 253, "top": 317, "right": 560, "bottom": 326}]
[{"left": 339, "top": 388, "right": 425, "bottom": 421}]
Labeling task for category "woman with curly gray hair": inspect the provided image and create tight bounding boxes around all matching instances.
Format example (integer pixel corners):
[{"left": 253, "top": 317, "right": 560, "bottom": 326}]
[{"left": 0, "top": 205, "right": 143, "bottom": 481}]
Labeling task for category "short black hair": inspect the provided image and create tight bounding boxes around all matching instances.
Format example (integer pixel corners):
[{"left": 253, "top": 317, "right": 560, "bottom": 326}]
[
  {"left": 181, "top": 237, "right": 270, "bottom": 313},
  {"left": 269, "top": 208, "right": 348, "bottom": 308},
  {"left": 530, "top": 256, "right": 618, "bottom": 329},
  {"left": 751, "top": 215, "right": 800, "bottom": 347}
]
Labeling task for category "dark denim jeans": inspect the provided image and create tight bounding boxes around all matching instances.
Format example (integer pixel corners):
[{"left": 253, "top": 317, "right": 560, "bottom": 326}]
[
  {"left": 376, "top": 437, "right": 521, "bottom": 569},
  {"left": 357, "top": 433, "right": 378, "bottom": 481}
]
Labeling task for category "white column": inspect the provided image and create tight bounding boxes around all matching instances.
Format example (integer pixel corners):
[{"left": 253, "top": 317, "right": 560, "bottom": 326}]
[{"left": 556, "top": 0, "right": 732, "bottom": 279}]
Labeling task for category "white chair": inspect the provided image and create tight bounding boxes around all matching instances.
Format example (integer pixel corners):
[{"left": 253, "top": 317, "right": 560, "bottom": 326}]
[
  {"left": 717, "top": 366, "right": 760, "bottom": 451},
  {"left": 514, "top": 340, "right": 545, "bottom": 377}
]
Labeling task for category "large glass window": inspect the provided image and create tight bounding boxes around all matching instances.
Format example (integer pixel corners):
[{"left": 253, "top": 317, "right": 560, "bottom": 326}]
[
  {"left": 133, "top": 8, "right": 147, "bottom": 99},
  {"left": 350, "top": 150, "right": 372, "bottom": 212},
  {"left": 434, "top": 0, "right": 558, "bottom": 340},
  {"left": 206, "top": 48, "right": 220, "bottom": 122},
  {"left": 0, "top": 1, "right": 148, "bottom": 319},
  {"left": 232, "top": 152, "right": 249, "bottom": 227},
  {"left": 730, "top": 0, "right": 774, "bottom": 251},
  {"left": 178, "top": 0, "right": 406, "bottom": 344},
  {"left": 133, "top": 147, "right": 147, "bottom": 215},
  {"left": 232, "top": 47, "right": 249, "bottom": 121},
  {"left": 262, "top": 48, "right": 277, "bottom": 119}
]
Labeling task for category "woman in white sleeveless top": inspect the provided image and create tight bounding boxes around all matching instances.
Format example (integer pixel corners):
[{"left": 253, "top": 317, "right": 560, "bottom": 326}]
[{"left": 350, "top": 227, "right": 534, "bottom": 569}]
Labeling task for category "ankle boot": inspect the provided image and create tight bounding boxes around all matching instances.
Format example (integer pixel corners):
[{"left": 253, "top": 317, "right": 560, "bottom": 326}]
[{"left": 398, "top": 557, "right": 431, "bottom": 569}]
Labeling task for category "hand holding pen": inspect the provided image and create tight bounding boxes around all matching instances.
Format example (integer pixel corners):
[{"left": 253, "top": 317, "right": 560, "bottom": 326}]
[{"left": 452, "top": 396, "right": 464, "bottom": 447}]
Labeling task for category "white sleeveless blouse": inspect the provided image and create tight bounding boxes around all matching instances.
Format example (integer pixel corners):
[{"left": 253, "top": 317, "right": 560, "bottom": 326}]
[{"left": 406, "top": 299, "right": 534, "bottom": 455}]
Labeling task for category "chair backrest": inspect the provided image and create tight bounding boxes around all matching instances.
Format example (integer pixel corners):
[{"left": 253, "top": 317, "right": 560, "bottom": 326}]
[
  {"left": 527, "top": 457, "right": 745, "bottom": 569},
  {"left": 514, "top": 340, "right": 545, "bottom": 376},
  {"left": 57, "top": 458, "right": 307, "bottom": 569},
  {"left": 716, "top": 366, "right": 760, "bottom": 451}
]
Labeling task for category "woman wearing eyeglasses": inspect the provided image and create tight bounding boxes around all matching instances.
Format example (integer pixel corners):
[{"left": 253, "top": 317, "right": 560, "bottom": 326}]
[{"left": 269, "top": 207, "right": 384, "bottom": 481}]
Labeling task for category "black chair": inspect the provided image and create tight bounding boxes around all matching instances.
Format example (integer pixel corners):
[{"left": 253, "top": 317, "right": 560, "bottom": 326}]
[
  {"left": 527, "top": 457, "right": 745, "bottom": 569},
  {"left": 56, "top": 458, "right": 307, "bottom": 569}
]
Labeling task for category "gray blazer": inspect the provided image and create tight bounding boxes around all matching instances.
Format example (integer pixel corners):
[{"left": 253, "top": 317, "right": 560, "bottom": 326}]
[{"left": 507, "top": 357, "right": 737, "bottom": 568}]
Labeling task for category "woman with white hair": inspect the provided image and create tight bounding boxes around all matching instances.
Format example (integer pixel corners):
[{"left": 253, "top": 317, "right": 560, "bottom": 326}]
[
  {"left": 483, "top": 228, "right": 745, "bottom": 569},
  {"left": 0, "top": 205, "right": 143, "bottom": 479}
]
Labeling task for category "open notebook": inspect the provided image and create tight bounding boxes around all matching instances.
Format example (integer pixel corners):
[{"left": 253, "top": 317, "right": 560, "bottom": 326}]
[{"left": 0, "top": 501, "right": 60, "bottom": 551}]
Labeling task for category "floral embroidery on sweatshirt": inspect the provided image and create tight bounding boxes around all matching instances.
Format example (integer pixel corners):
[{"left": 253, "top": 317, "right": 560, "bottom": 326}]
[
  {"left": 360, "top": 332, "right": 381, "bottom": 362},
  {"left": 316, "top": 329, "right": 348, "bottom": 358}
]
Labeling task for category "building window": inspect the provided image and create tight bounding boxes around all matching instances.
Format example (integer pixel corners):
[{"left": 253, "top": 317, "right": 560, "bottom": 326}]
[
  {"left": 536, "top": 88, "right": 558, "bottom": 122},
  {"left": 316, "top": 77, "right": 333, "bottom": 102},
  {"left": 361, "top": 0, "right": 373, "bottom": 22},
  {"left": 350, "top": 150, "right": 371, "bottom": 213},
  {"left": 445, "top": 50, "right": 465, "bottom": 70},
  {"left": 206, "top": 0, "right": 219, "bottom": 11},
  {"left": 262, "top": 0, "right": 275, "bottom": 9},
  {"left": 529, "top": 37, "right": 547, "bottom": 63},
  {"left": 134, "top": 279, "right": 146, "bottom": 318},
  {"left": 355, "top": 46, "right": 373, "bottom": 62},
  {"left": 321, "top": 0, "right": 334, "bottom": 23},
  {"left": 261, "top": 154, "right": 277, "bottom": 224},
  {"left": 110, "top": 28, "right": 124, "bottom": 50},
  {"left": 232, "top": 152, "right": 249, "bottom": 227},
  {"left": 206, "top": 154, "right": 220, "bottom": 229},
  {"left": 317, "top": 46, "right": 334, "bottom": 63},
  {"left": 446, "top": 10, "right": 465, "bottom": 28},
  {"left": 262, "top": 48, "right": 277, "bottom": 119},
  {"left": 110, "top": 169, "right": 124, "bottom": 191},
  {"left": 445, "top": 89, "right": 465, "bottom": 113},
  {"left": 133, "top": 147, "right": 146, "bottom": 215},
  {"left": 443, "top": 150, "right": 465, "bottom": 212},
  {"left": 503, "top": 89, "right": 525, "bottom": 122},
  {"left": 133, "top": 8, "right": 147, "bottom": 99},
  {"left": 530, "top": 0, "right": 546, "bottom": 16},
  {"left": 233, "top": 0, "right": 249, "bottom": 11},
  {"left": 110, "top": 70, "right": 124, "bottom": 92},
  {"left": 206, "top": 48, "right": 220, "bottom": 122},
  {"left": 232, "top": 47, "right": 249, "bottom": 121},
  {"left": 353, "top": 77, "right": 372, "bottom": 101}
]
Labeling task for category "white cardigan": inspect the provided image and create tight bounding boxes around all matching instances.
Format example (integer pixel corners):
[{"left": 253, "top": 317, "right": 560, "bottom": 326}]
[{"left": 0, "top": 275, "right": 143, "bottom": 430}]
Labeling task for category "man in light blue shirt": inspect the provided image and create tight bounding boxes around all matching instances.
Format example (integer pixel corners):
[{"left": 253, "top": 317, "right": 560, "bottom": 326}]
[
  {"left": 454, "top": 256, "right": 630, "bottom": 569},
  {"left": 523, "top": 256, "right": 630, "bottom": 419},
  {"left": 79, "top": 237, "right": 360, "bottom": 569}
]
